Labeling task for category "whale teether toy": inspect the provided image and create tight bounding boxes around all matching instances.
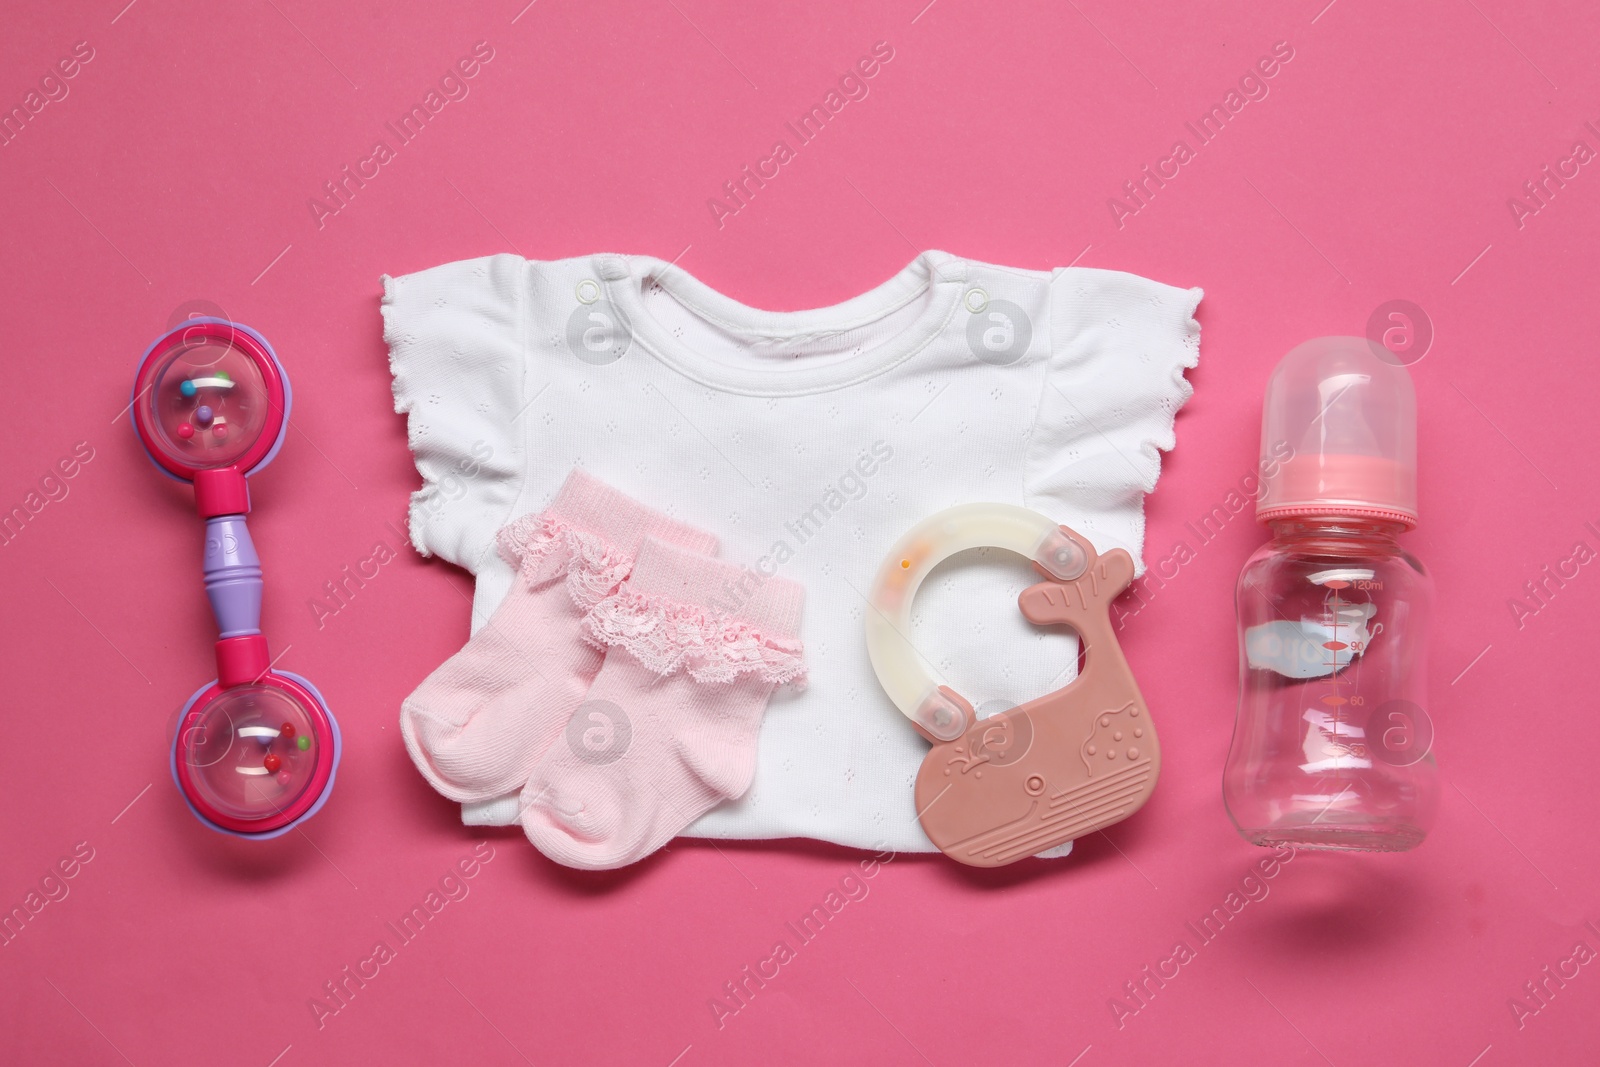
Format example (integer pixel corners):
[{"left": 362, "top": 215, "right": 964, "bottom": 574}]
[
  {"left": 865, "top": 504, "right": 1158, "bottom": 867},
  {"left": 131, "top": 318, "right": 340, "bottom": 838}
]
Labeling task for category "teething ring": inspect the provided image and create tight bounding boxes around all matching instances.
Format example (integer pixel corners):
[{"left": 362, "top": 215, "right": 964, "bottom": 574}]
[
  {"left": 865, "top": 504, "right": 1160, "bottom": 867},
  {"left": 864, "top": 504, "right": 1088, "bottom": 743}
]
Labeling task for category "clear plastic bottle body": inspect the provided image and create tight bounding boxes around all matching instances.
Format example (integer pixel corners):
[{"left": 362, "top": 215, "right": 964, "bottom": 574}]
[{"left": 1224, "top": 519, "right": 1438, "bottom": 851}]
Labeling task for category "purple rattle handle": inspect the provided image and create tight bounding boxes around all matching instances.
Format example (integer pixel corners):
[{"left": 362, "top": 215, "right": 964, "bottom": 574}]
[{"left": 203, "top": 515, "right": 263, "bottom": 638}]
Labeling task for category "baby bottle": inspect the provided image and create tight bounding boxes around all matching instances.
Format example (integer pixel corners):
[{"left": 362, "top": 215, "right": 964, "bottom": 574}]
[{"left": 1223, "top": 337, "right": 1437, "bottom": 851}]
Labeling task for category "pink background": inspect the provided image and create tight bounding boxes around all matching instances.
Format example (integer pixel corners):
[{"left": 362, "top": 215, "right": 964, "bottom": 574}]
[{"left": 3, "top": 0, "right": 1598, "bottom": 1063}]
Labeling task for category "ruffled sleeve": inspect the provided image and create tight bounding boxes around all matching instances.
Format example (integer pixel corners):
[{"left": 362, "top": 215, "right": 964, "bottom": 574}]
[
  {"left": 1025, "top": 268, "right": 1202, "bottom": 574},
  {"left": 382, "top": 254, "right": 527, "bottom": 572}
]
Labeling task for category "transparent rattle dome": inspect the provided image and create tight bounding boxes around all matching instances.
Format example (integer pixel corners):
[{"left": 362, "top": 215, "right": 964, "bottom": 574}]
[
  {"left": 133, "top": 325, "right": 273, "bottom": 471},
  {"left": 1256, "top": 336, "right": 1418, "bottom": 526},
  {"left": 180, "top": 686, "right": 323, "bottom": 825}
]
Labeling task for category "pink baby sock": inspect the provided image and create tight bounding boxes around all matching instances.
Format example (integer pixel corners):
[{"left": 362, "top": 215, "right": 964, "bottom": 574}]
[
  {"left": 520, "top": 537, "right": 806, "bottom": 870},
  {"left": 400, "top": 470, "right": 719, "bottom": 803}
]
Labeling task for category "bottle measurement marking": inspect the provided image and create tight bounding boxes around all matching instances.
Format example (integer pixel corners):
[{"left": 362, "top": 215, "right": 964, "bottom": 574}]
[
  {"left": 1320, "top": 580, "right": 1350, "bottom": 710},
  {"left": 1317, "top": 579, "right": 1368, "bottom": 763}
]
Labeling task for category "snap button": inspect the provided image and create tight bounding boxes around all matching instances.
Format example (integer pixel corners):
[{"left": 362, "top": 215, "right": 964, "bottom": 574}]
[{"left": 575, "top": 279, "right": 601, "bottom": 305}]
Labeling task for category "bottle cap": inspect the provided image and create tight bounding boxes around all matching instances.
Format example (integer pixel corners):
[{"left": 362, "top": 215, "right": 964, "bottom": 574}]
[{"left": 1256, "top": 336, "right": 1418, "bottom": 527}]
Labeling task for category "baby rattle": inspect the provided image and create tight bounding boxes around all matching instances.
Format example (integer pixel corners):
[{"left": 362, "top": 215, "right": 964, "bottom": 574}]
[
  {"left": 865, "top": 504, "right": 1158, "bottom": 867},
  {"left": 131, "top": 319, "right": 341, "bottom": 838}
]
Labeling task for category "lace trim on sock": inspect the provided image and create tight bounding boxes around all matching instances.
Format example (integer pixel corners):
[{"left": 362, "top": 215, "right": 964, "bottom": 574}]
[
  {"left": 495, "top": 514, "right": 634, "bottom": 610},
  {"left": 583, "top": 587, "right": 807, "bottom": 687}
]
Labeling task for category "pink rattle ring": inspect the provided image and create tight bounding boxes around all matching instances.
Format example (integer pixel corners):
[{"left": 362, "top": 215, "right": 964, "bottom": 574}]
[{"left": 132, "top": 319, "right": 341, "bottom": 838}]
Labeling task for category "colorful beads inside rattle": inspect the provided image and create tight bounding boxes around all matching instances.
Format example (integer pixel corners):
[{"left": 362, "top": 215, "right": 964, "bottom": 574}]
[
  {"left": 257, "top": 721, "right": 306, "bottom": 773},
  {"left": 174, "top": 372, "right": 240, "bottom": 448}
]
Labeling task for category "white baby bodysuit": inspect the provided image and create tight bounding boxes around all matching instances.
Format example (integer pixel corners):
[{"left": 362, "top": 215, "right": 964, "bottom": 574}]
[{"left": 384, "top": 250, "right": 1201, "bottom": 854}]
